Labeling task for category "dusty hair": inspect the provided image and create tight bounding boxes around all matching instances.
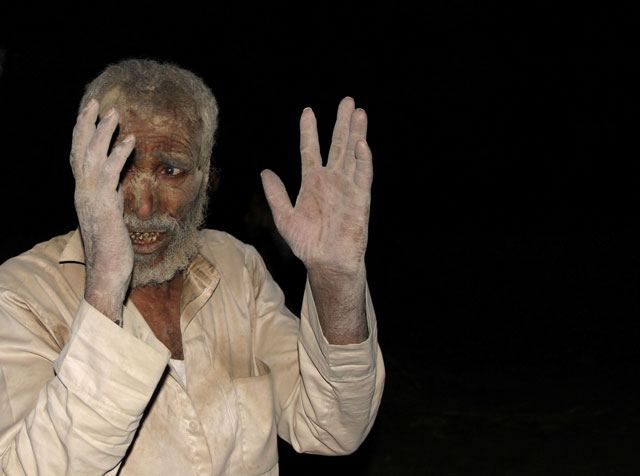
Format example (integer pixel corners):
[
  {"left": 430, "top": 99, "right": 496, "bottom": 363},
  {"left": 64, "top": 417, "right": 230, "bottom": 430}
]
[{"left": 79, "top": 59, "right": 219, "bottom": 176}]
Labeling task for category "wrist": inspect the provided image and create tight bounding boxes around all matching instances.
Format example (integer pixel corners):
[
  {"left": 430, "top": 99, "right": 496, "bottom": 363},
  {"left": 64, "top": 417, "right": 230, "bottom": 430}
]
[
  {"left": 306, "top": 262, "right": 366, "bottom": 293},
  {"left": 85, "top": 272, "right": 130, "bottom": 325},
  {"left": 307, "top": 264, "right": 369, "bottom": 345}
]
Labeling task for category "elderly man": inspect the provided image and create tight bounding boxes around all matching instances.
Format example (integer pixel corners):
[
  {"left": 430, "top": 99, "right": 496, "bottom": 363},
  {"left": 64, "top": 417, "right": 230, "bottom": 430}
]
[{"left": 0, "top": 59, "right": 383, "bottom": 475}]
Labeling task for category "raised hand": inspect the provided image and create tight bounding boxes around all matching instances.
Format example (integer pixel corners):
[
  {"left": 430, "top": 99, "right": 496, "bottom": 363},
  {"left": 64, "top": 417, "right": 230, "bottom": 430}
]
[
  {"left": 261, "top": 97, "right": 373, "bottom": 343},
  {"left": 261, "top": 97, "right": 372, "bottom": 278},
  {"left": 70, "top": 99, "right": 135, "bottom": 323}
]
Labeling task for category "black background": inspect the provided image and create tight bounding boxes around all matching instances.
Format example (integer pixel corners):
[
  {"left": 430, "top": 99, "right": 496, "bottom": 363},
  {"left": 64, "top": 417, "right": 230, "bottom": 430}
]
[{"left": 2, "top": 4, "right": 639, "bottom": 474}]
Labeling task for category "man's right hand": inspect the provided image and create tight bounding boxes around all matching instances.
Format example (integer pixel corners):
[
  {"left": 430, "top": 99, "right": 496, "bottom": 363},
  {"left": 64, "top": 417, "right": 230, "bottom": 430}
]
[{"left": 70, "top": 99, "right": 135, "bottom": 324}]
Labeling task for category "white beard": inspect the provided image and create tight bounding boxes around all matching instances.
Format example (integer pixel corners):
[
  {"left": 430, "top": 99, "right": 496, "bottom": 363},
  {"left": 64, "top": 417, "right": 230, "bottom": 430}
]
[{"left": 125, "top": 184, "right": 208, "bottom": 288}]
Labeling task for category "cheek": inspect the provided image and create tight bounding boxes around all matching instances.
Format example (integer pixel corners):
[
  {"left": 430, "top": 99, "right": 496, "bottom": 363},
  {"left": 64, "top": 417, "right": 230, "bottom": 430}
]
[
  {"left": 159, "top": 174, "right": 205, "bottom": 216},
  {"left": 122, "top": 169, "right": 205, "bottom": 217}
]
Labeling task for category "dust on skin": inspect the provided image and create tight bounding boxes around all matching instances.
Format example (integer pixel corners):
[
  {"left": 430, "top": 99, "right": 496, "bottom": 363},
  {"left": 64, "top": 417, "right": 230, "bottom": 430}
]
[{"left": 96, "top": 88, "right": 208, "bottom": 286}]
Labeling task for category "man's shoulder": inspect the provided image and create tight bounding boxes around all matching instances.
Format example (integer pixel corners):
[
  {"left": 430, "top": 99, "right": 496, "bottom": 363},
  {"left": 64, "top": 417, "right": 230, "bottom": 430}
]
[
  {"left": 197, "top": 229, "right": 259, "bottom": 263},
  {"left": 197, "top": 229, "right": 269, "bottom": 277},
  {"left": 0, "top": 230, "right": 78, "bottom": 289},
  {"left": 197, "top": 228, "right": 245, "bottom": 248}
]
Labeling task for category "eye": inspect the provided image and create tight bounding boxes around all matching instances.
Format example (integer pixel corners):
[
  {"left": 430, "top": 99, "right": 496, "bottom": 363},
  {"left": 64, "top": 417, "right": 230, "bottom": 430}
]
[{"left": 162, "top": 165, "right": 183, "bottom": 176}]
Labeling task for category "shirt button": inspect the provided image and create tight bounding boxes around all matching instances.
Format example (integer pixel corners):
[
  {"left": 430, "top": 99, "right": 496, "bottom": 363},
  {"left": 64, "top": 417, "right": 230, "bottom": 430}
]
[{"left": 189, "top": 421, "right": 198, "bottom": 431}]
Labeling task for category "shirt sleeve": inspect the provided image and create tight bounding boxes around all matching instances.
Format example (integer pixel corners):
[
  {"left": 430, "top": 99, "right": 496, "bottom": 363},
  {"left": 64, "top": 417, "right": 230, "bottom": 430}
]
[
  {"left": 0, "top": 295, "right": 170, "bottom": 475},
  {"left": 250, "top": 248, "right": 385, "bottom": 455}
]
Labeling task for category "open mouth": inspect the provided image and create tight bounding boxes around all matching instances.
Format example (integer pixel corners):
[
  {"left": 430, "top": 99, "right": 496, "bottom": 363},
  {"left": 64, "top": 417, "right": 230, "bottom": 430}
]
[{"left": 129, "top": 231, "right": 163, "bottom": 245}]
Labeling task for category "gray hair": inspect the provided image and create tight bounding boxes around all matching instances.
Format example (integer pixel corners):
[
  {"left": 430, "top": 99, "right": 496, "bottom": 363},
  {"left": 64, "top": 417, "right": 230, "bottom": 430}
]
[{"left": 79, "top": 59, "right": 219, "bottom": 174}]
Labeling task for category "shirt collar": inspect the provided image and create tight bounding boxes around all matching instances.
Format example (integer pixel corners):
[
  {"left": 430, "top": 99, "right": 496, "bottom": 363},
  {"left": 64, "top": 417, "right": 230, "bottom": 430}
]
[
  {"left": 59, "top": 228, "right": 86, "bottom": 264},
  {"left": 180, "top": 249, "right": 220, "bottom": 328},
  {"left": 58, "top": 228, "right": 220, "bottom": 316}
]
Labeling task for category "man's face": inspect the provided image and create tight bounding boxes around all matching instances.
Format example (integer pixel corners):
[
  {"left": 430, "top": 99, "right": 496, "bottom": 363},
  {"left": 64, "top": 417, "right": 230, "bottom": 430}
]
[{"left": 100, "top": 98, "right": 208, "bottom": 287}]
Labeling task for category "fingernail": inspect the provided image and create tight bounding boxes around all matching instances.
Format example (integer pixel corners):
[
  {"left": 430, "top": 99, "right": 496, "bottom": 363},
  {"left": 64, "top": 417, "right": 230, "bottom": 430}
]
[{"left": 104, "top": 108, "right": 116, "bottom": 119}]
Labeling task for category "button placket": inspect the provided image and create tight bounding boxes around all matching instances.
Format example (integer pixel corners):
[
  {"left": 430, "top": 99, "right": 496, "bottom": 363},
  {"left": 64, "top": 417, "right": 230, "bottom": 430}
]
[{"left": 174, "top": 380, "right": 211, "bottom": 473}]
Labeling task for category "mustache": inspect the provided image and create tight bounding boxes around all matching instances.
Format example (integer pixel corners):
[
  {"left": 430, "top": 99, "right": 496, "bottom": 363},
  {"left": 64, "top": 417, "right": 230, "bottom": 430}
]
[{"left": 123, "top": 213, "right": 182, "bottom": 233}]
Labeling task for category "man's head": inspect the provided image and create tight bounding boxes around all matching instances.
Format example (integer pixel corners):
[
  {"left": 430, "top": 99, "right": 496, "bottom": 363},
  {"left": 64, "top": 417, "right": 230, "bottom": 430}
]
[{"left": 80, "top": 59, "right": 219, "bottom": 287}]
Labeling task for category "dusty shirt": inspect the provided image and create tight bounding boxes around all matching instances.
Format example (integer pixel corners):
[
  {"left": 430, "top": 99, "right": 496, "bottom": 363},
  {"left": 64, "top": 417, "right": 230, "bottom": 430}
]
[{"left": 0, "top": 229, "right": 384, "bottom": 475}]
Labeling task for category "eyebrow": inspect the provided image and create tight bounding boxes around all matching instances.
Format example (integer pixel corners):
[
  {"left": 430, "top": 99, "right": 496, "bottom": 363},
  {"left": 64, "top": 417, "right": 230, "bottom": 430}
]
[{"left": 155, "top": 152, "right": 192, "bottom": 169}]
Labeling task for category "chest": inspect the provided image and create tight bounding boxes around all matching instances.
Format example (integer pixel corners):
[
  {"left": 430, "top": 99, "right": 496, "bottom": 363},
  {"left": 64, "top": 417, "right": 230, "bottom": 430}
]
[
  {"left": 116, "top": 290, "right": 279, "bottom": 475},
  {"left": 131, "top": 294, "right": 184, "bottom": 359}
]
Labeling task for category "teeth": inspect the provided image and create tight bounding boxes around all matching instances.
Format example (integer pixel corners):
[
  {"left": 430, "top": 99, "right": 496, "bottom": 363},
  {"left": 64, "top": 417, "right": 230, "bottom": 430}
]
[{"left": 129, "top": 231, "right": 160, "bottom": 243}]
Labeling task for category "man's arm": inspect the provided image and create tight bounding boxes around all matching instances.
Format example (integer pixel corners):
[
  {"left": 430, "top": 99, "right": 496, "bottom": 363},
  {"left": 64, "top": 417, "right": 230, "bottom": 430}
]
[
  {"left": 258, "top": 98, "right": 382, "bottom": 455},
  {"left": 70, "top": 99, "right": 135, "bottom": 324},
  {"left": 261, "top": 97, "right": 373, "bottom": 344},
  {"left": 0, "top": 102, "right": 170, "bottom": 474},
  {"left": 248, "top": 244, "right": 384, "bottom": 456},
  {"left": 0, "top": 290, "right": 170, "bottom": 474}
]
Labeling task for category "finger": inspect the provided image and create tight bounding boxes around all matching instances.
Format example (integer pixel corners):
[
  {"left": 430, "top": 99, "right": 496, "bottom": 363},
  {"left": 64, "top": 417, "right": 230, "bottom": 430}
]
[
  {"left": 85, "top": 108, "right": 119, "bottom": 170},
  {"left": 260, "top": 169, "right": 293, "bottom": 227},
  {"left": 115, "top": 182, "right": 126, "bottom": 215},
  {"left": 70, "top": 99, "right": 99, "bottom": 178},
  {"left": 299, "top": 108, "right": 322, "bottom": 174},
  {"left": 344, "top": 107, "right": 368, "bottom": 176},
  {"left": 327, "top": 97, "right": 356, "bottom": 170},
  {"left": 353, "top": 139, "right": 373, "bottom": 190},
  {"left": 102, "top": 134, "right": 135, "bottom": 189}
]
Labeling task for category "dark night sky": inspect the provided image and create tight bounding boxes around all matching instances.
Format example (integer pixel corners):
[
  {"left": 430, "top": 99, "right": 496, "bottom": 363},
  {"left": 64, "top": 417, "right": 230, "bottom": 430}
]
[{"left": 1, "top": 4, "right": 639, "bottom": 471}]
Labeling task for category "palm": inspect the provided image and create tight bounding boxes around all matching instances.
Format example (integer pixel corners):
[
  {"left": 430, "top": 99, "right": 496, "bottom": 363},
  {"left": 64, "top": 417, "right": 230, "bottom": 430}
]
[{"left": 261, "top": 98, "right": 373, "bottom": 275}]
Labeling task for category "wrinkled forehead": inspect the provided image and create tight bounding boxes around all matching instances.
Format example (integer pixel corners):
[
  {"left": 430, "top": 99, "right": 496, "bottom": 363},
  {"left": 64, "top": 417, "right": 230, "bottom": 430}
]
[
  {"left": 98, "top": 86, "right": 203, "bottom": 158},
  {"left": 99, "top": 85, "right": 199, "bottom": 124}
]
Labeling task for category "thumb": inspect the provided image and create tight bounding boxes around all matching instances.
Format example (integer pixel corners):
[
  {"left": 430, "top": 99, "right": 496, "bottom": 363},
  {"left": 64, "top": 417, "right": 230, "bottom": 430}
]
[{"left": 260, "top": 169, "right": 293, "bottom": 226}]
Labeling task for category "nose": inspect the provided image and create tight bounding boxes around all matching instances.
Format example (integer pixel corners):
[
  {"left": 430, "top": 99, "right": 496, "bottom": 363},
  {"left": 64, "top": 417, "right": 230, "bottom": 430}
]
[{"left": 124, "top": 175, "right": 156, "bottom": 219}]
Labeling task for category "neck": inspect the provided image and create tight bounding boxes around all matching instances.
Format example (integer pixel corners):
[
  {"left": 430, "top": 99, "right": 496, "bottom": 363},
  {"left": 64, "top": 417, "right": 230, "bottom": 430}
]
[
  {"left": 129, "top": 272, "right": 185, "bottom": 359},
  {"left": 129, "top": 272, "right": 184, "bottom": 305}
]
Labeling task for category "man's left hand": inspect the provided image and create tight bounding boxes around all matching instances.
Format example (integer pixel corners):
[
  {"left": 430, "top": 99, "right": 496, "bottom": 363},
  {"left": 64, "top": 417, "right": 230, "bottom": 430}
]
[
  {"left": 261, "top": 97, "right": 372, "bottom": 278},
  {"left": 261, "top": 97, "right": 372, "bottom": 344}
]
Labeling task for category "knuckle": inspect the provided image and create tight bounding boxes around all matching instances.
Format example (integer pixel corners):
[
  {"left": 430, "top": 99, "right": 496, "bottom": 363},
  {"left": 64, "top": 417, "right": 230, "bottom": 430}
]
[
  {"left": 111, "top": 143, "right": 128, "bottom": 160},
  {"left": 84, "top": 148, "right": 98, "bottom": 165},
  {"left": 101, "top": 162, "right": 116, "bottom": 179},
  {"left": 331, "top": 145, "right": 344, "bottom": 158}
]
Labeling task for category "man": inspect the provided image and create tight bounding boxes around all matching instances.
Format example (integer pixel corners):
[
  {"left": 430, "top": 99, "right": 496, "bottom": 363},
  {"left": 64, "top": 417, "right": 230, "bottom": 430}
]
[{"left": 0, "top": 59, "right": 384, "bottom": 475}]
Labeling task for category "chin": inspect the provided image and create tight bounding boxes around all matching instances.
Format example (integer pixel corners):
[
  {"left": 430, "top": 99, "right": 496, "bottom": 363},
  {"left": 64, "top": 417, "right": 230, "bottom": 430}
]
[{"left": 130, "top": 239, "right": 199, "bottom": 288}]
